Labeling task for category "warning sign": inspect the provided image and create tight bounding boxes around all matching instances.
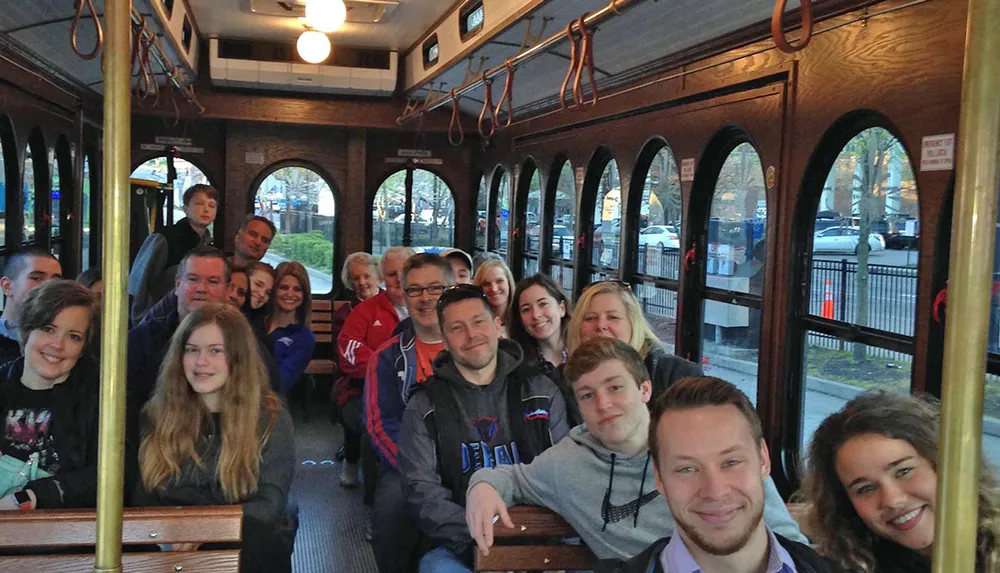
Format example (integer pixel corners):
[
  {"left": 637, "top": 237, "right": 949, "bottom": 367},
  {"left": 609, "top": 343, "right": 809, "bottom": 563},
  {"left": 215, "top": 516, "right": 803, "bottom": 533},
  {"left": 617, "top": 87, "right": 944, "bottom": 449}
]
[
  {"left": 920, "top": 134, "right": 954, "bottom": 172},
  {"left": 680, "top": 158, "right": 695, "bottom": 182}
]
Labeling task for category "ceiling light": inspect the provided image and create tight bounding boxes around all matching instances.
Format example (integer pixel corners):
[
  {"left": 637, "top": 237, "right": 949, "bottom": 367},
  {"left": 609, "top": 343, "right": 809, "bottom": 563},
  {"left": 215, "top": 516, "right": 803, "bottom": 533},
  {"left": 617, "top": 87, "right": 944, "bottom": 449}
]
[
  {"left": 305, "top": 0, "right": 348, "bottom": 33},
  {"left": 297, "top": 30, "right": 331, "bottom": 64}
]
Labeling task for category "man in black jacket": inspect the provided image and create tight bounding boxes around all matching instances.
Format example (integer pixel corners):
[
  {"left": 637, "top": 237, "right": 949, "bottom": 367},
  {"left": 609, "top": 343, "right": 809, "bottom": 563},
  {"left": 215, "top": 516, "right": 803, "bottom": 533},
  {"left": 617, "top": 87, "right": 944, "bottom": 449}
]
[
  {"left": 127, "top": 246, "right": 281, "bottom": 407},
  {"left": 0, "top": 248, "right": 62, "bottom": 364},
  {"left": 620, "top": 376, "right": 842, "bottom": 573}
]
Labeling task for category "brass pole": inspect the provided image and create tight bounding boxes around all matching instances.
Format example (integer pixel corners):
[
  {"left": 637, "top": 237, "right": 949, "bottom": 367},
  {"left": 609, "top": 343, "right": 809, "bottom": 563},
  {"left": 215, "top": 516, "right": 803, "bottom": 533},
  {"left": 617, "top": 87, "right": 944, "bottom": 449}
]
[
  {"left": 935, "top": 0, "right": 1000, "bottom": 571},
  {"left": 94, "top": 0, "right": 131, "bottom": 571}
]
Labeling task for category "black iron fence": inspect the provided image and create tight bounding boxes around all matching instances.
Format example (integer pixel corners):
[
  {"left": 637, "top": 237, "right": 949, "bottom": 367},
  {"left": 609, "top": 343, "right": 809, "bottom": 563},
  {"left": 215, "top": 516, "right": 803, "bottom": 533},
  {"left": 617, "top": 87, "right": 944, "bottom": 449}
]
[{"left": 809, "top": 259, "right": 917, "bottom": 337}]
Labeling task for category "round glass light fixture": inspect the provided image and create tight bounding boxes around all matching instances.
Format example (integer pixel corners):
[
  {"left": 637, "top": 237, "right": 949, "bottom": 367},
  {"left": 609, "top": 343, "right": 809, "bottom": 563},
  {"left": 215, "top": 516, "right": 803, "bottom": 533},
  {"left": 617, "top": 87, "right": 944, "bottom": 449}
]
[
  {"left": 305, "top": 0, "right": 348, "bottom": 33},
  {"left": 297, "top": 30, "right": 331, "bottom": 64}
]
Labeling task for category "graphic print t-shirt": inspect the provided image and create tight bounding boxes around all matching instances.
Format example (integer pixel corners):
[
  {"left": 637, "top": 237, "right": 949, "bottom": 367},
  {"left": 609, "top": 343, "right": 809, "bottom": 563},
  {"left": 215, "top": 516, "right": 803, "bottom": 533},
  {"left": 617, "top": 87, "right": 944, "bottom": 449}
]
[
  {"left": 1, "top": 382, "right": 59, "bottom": 473},
  {"left": 414, "top": 339, "right": 445, "bottom": 383}
]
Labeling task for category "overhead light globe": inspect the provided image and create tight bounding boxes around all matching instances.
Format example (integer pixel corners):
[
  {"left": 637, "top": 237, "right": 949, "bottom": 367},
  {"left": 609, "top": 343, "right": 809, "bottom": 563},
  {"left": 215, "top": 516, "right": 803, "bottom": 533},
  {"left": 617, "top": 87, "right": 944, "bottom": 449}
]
[
  {"left": 297, "top": 30, "right": 331, "bottom": 63},
  {"left": 305, "top": 0, "right": 348, "bottom": 33}
]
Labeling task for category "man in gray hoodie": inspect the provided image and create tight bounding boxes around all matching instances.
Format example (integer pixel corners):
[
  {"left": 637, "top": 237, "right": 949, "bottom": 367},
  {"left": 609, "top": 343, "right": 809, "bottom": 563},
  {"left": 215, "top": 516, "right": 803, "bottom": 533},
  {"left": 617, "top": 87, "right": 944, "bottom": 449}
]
[
  {"left": 398, "top": 284, "right": 571, "bottom": 572},
  {"left": 465, "top": 338, "right": 805, "bottom": 564}
]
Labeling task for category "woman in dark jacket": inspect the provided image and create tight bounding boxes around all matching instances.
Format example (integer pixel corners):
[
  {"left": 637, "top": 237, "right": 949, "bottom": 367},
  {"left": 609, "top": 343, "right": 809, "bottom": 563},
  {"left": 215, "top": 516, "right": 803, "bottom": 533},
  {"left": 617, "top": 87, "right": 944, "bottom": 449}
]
[
  {"left": 566, "top": 281, "right": 702, "bottom": 399},
  {"left": 0, "top": 280, "right": 99, "bottom": 510},
  {"left": 509, "top": 274, "right": 580, "bottom": 426},
  {"left": 136, "top": 303, "right": 294, "bottom": 572}
]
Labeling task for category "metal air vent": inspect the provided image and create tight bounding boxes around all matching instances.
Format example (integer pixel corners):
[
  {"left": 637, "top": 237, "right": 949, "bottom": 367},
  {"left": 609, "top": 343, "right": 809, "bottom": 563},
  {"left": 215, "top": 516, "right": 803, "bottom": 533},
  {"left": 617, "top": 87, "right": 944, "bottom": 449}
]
[{"left": 243, "top": 0, "right": 399, "bottom": 23}]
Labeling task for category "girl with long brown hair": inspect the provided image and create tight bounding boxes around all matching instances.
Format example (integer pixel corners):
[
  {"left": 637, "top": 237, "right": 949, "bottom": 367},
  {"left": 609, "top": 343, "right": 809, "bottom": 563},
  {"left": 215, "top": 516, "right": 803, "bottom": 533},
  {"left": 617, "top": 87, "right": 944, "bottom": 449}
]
[
  {"left": 136, "top": 303, "right": 294, "bottom": 571},
  {"left": 801, "top": 391, "right": 1000, "bottom": 573},
  {"left": 266, "top": 261, "right": 316, "bottom": 395}
]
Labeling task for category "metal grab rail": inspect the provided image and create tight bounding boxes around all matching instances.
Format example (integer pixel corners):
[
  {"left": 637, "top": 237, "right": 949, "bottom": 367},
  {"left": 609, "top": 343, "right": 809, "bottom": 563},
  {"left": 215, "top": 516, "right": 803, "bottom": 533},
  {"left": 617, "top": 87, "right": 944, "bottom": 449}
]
[
  {"left": 128, "top": 7, "right": 205, "bottom": 114},
  {"left": 771, "top": 0, "right": 814, "bottom": 53},
  {"left": 396, "top": 0, "right": 638, "bottom": 126},
  {"left": 70, "top": 0, "right": 104, "bottom": 60}
]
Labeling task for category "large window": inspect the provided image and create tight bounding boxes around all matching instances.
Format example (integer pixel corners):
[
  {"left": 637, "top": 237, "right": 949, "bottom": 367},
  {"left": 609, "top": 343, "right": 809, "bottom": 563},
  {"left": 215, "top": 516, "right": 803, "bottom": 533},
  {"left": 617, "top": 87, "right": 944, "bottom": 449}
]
[
  {"left": 492, "top": 169, "right": 510, "bottom": 258},
  {"left": 522, "top": 166, "right": 542, "bottom": 277},
  {"left": 130, "top": 156, "right": 211, "bottom": 227},
  {"left": 633, "top": 142, "right": 683, "bottom": 349},
  {"left": 701, "top": 142, "right": 768, "bottom": 405},
  {"left": 371, "top": 167, "right": 455, "bottom": 256},
  {"left": 255, "top": 165, "right": 337, "bottom": 295},
  {"left": 798, "top": 127, "right": 918, "bottom": 452},
  {"left": 475, "top": 175, "right": 488, "bottom": 253},
  {"left": 548, "top": 160, "right": 576, "bottom": 298},
  {"left": 23, "top": 146, "right": 36, "bottom": 244},
  {"left": 590, "top": 158, "right": 621, "bottom": 283},
  {"left": 82, "top": 155, "right": 92, "bottom": 271}
]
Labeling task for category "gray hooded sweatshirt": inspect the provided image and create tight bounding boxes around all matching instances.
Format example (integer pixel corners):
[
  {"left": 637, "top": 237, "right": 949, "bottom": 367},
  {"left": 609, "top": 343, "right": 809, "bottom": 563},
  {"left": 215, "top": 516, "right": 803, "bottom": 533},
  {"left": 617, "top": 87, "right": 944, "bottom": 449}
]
[{"left": 467, "top": 424, "right": 806, "bottom": 562}]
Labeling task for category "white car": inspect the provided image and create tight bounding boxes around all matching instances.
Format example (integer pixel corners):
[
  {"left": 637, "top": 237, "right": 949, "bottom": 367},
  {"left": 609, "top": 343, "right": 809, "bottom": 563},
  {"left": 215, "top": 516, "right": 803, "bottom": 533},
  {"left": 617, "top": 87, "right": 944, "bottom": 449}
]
[
  {"left": 638, "top": 225, "right": 680, "bottom": 250},
  {"left": 813, "top": 226, "right": 885, "bottom": 254}
]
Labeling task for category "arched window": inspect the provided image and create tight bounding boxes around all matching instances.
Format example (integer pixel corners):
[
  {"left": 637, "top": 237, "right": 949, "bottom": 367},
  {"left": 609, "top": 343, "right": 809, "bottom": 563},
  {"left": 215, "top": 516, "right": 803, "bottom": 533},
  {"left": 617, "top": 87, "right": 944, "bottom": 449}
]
[
  {"left": 371, "top": 167, "right": 455, "bottom": 256},
  {"left": 51, "top": 151, "right": 62, "bottom": 258},
  {"left": 521, "top": 165, "right": 542, "bottom": 277},
  {"left": 632, "top": 142, "right": 683, "bottom": 349},
  {"left": 475, "top": 175, "right": 488, "bottom": 253},
  {"left": 589, "top": 157, "right": 621, "bottom": 284},
  {"left": 82, "top": 155, "right": 93, "bottom": 271},
  {"left": 797, "top": 127, "right": 918, "bottom": 452},
  {"left": 23, "top": 145, "right": 36, "bottom": 244},
  {"left": 130, "top": 156, "right": 211, "bottom": 228},
  {"left": 254, "top": 164, "right": 337, "bottom": 295},
  {"left": 700, "top": 142, "right": 767, "bottom": 405},
  {"left": 547, "top": 160, "right": 576, "bottom": 297},
  {"left": 492, "top": 169, "right": 511, "bottom": 257}
]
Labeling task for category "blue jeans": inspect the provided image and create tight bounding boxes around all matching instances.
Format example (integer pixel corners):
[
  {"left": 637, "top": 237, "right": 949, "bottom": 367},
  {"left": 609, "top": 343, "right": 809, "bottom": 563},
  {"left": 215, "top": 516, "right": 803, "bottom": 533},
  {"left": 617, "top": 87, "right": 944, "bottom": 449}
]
[{"left": 418, "top": 546, "right": 472, "bottom": 573}]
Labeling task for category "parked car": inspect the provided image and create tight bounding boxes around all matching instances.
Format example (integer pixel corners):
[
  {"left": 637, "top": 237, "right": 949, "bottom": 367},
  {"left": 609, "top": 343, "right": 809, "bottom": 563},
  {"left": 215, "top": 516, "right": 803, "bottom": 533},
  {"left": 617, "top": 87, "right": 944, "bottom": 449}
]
[
  {"left": 884, "top": 231, "right": 919, "bottom": 250},
  {"left": 638, "top": 225, "right": 680, "bottom": 250},
  {"left": 813, "top": 226, "right": 886, "bottom": 254}
]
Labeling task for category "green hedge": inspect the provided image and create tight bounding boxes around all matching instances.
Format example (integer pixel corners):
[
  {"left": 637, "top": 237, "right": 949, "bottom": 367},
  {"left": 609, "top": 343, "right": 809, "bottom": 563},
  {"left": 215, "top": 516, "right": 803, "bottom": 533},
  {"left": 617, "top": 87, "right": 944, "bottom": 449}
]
[{"left": 268, "top": 231, "right": 333, "bottom": 274}]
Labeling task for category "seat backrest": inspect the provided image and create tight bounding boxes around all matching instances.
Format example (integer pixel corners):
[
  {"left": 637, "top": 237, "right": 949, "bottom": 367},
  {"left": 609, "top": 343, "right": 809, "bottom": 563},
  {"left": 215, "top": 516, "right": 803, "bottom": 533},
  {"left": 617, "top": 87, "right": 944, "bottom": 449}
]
[
  {"left": 474, "top": 506, "right": 595, "bottom": 572},
  {"left": 311, "top": 299, "right": 333, "bottom": 346}
]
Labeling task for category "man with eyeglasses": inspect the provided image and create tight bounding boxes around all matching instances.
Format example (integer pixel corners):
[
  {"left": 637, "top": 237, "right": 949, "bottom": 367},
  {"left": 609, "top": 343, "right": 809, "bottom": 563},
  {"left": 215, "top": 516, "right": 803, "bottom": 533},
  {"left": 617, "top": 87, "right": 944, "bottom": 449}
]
[
  {"left": 398, "top": 284, "right": 571, "bottom": 573},
  {"left": 365, "top": 253, "right": 453, "bottom": 573}
]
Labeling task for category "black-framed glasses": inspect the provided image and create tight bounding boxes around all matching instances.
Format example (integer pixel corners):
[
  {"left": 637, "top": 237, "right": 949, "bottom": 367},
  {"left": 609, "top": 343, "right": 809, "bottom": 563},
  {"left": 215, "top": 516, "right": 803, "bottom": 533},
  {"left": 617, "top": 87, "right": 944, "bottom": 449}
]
[
  {"left": 436, "top": 283, "right": 489, "bottom": 311},
  {"left": 404, "top": 284, "right": 448, "bottom": 298}
]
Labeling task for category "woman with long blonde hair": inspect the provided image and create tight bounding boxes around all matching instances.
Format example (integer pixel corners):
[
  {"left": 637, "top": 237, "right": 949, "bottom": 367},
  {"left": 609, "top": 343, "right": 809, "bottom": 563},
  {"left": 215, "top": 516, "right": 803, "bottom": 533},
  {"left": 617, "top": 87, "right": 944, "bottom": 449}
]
[
  {"left": 566, "top": 281, "right": 700, "bottom": 398},
  {"left": 801, "top": 391, "right": 1000, "bottom": 573},
  {"left": 473, "top": 258, "right": 515, "bottom": 337},
  {"left": 266, "top": 261, "right": 316, "bottom": 395},
  {"left": 136, "top": 303, "right": 294, "bottom": 572}
]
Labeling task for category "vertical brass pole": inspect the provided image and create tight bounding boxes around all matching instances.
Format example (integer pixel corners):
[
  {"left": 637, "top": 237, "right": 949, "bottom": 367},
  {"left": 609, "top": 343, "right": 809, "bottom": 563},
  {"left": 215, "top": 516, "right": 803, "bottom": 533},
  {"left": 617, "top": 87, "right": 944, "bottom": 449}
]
[
  {"left": 94, "top": 0, "right": 130, "bottom": 571},
  {"left": 935, "top": 0, "right": 1000, "bottom": 571}
]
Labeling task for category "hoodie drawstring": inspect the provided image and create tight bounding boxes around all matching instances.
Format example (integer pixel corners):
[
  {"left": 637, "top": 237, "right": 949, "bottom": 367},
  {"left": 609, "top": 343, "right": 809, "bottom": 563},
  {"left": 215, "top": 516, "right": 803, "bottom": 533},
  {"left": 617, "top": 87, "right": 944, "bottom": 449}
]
[
  {"left": 601, "top": 452, "right": 617, "bottom": 532},
  {"left": 634, "top": 452, "right": 651, "bottom": 527}
]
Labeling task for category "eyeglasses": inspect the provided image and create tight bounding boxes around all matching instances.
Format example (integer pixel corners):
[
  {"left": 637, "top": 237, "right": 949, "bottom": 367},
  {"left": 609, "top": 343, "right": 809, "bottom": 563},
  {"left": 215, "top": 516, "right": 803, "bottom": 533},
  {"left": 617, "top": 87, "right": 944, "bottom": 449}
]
[
  {"left": 404, "top": 284, "right": 448, "bottom": 298},
  {"left": 436, "top": 283, "right": 490, "bottom": 311}
]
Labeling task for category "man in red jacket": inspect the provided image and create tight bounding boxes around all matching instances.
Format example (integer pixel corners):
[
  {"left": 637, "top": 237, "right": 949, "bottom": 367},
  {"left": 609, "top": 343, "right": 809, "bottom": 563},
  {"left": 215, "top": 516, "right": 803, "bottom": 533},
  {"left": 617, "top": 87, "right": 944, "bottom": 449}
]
[{"left": 337, "top": 246, "right": 414, "bottom": 490}]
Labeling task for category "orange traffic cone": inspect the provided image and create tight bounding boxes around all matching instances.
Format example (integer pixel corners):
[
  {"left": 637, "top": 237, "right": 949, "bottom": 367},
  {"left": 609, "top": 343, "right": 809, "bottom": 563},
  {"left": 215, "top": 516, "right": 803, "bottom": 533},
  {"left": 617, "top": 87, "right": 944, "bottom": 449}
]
[{"left": 821, "top": 279, "right": 835, "bottom": 319}]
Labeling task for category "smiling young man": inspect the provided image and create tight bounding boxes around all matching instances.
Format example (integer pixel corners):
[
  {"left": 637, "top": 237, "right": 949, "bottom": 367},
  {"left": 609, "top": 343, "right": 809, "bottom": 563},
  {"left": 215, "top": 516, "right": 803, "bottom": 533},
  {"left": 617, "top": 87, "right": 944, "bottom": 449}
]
[
  {"left": 620, "top": 376, "right": 839, "bottom": 573},
  {"left": 231, "top": 214, "right": 277, "bottom": 268},
  {"left": 464, "top": 338, "right": 804, "bottom": 564},
  {"left": 399, "top": 283, "right": 569, "bottom": 573},
  {"left": 365, "top": 253, "right": 454, "bottom": 573}
]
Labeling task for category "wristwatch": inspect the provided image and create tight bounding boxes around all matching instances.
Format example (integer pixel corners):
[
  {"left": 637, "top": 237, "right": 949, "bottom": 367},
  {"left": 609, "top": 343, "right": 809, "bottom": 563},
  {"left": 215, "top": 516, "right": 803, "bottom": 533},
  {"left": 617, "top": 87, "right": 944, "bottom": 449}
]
[{"left": 12, "top": 490, "right": 32, "bottom": 511}]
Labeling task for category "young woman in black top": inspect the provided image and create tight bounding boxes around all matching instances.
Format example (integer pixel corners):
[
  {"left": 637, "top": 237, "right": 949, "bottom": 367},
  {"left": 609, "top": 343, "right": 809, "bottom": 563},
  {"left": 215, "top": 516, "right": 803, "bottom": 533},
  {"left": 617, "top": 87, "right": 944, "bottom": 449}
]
[{"left": 0, "top": 280, "right": 98, "bottom": 511}]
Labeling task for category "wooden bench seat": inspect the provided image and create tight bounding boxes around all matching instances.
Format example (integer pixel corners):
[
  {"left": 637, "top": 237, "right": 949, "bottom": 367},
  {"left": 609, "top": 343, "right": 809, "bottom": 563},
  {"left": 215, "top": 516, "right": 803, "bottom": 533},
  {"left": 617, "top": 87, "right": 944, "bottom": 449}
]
[
  {"left": 474, "top": 505, "right": 596, "bottom": 572},
  {"left": 0, "top": 505, "right": 243, "bottom": 572},
  {"left": 305, "top": 299, "right": 346, "bottom": 375}
]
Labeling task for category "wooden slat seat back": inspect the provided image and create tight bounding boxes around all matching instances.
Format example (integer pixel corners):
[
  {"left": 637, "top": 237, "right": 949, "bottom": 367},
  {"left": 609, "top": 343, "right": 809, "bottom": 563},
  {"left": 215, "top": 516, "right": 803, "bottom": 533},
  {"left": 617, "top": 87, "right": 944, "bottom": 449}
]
[
  {"left": 474, "top": 505, "right": 596, "bottom": 572},
  {"left": 305, "top": 299, "right": 339, "bottom": 375},
  {"left": 0, "top": 505, "right": 242, "bottom": 572}
]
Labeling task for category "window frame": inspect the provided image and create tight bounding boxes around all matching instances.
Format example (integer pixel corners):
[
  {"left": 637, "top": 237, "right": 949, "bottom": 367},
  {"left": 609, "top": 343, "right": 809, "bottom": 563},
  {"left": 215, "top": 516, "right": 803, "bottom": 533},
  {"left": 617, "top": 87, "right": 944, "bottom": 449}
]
[
  {"left": 543, "top": 156, "right": 577, "bottom": 299},
  {"left": 0, "top": 115, "right": 17, "bottom": 252},
  {"left": 487, "top": 165, "right": 510, "bottom": 258},
  {"left": 369, "top": 164, "right": 456, "bottom": 255},
  {"left": 578, "top": 148, "right": 622, "bottom": 297},
  {"left": 249, "top": 160, "right": 341, "bottom": 298},
  {"left": 514, "top": 158, "right": 542, "bottom": 280},
  {"left": 782, "top": 113, "right": 920, "bottom": 488}
]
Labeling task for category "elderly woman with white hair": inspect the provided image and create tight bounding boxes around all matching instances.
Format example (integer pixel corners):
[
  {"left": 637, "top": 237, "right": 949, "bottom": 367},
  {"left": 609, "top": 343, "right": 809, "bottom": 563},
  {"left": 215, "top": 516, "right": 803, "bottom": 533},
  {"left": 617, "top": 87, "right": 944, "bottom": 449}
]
[{"left": 335, "top": 246, "right": 414, "bottom": 492}]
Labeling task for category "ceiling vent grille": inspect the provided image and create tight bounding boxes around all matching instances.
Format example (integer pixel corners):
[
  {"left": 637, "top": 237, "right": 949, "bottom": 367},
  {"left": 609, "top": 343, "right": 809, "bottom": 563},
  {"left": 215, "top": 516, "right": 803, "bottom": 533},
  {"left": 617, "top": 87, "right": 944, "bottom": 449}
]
[{"left": 243, "top": 0, "right": 399, "bottom": 23}]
